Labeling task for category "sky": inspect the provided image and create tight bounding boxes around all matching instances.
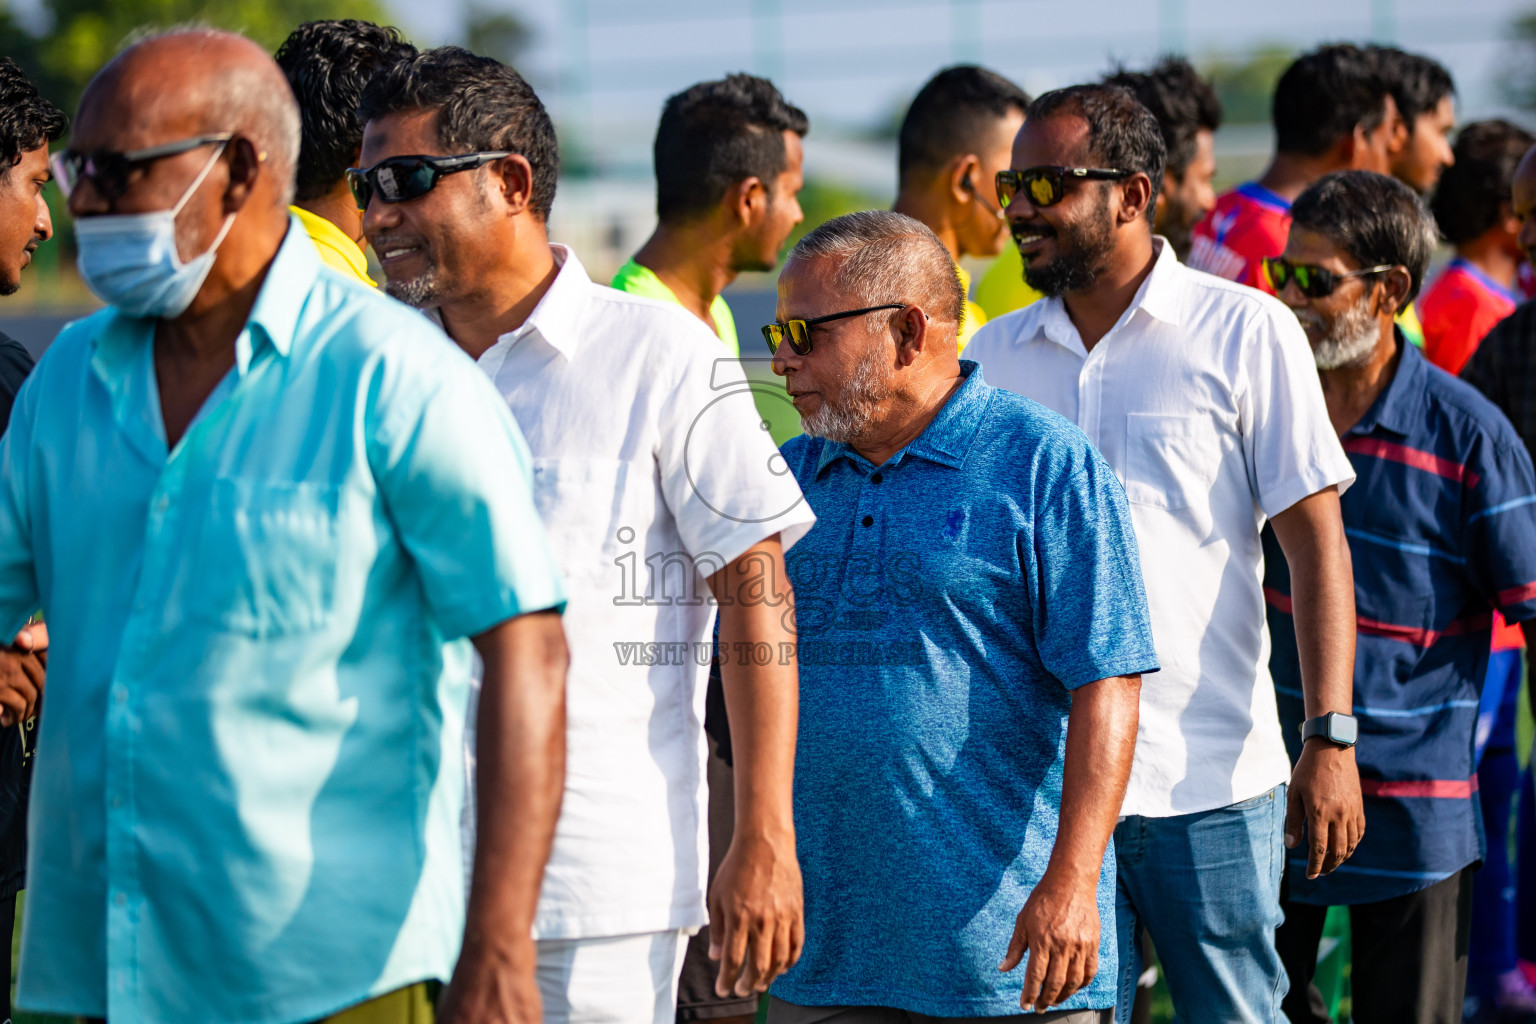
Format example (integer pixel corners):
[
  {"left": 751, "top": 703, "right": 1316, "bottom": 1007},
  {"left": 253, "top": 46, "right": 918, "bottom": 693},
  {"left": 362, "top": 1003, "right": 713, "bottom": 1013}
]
[{"left": 384, "top": 0, "right": 1536, "bottom": 172}]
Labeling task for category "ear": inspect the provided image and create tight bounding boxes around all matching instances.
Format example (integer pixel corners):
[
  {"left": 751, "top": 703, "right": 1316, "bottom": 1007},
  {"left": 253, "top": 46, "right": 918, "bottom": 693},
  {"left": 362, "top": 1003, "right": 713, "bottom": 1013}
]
[
  {"left": 726, "top": 175, "right": 768, "bottom": 230},
  {"left": 222, "top": 137, "right": 263, "bottom": 214},
  {"left": 950, "top": 154, "right": 981, "bottom": 205},
  {"left": 1117, "top": 173, "right": 1155, "bottom": 227},
  {"left": 491, "top": 154, "right": 537, "bottom": 216},
  {"left": 892, "top": 304, "right": 928, "bottom": 367},
  {"left": 1500, "top": 200, "right": 1522, "bottom": 238},
  {"left": 1377, "top": 265, "right": 1413, "bottom": 318}
]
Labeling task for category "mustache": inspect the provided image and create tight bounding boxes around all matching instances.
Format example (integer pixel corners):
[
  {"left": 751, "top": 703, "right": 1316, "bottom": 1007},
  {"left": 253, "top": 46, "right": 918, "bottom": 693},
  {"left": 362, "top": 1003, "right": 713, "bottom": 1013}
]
[
  {"left": 370, "top": 233, "right": 426, "bottom": 252},
  {"left": 1010, "top": 219, "right": 1056, "bottom": 243},
  {"left": 1291, "top": 306, "right": 1326, "bottom": 331}
]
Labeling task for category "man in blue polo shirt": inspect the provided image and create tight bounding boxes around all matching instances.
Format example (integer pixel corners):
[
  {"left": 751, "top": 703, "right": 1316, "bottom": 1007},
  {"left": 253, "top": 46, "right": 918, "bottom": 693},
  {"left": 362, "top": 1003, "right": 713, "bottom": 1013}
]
[
  {"left": 763, "top": 210, "right": 1158, "bottom": 1020},
  {"left": 1264, "top": 170, "right": 1536, "bottom": 1024}
]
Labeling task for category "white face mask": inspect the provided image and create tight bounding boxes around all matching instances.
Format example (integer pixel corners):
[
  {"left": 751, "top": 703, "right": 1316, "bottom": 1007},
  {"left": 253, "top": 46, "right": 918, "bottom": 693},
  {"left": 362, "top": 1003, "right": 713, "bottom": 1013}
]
[{"left": 74, "top": 142, "right": 235, "bottom": 319}]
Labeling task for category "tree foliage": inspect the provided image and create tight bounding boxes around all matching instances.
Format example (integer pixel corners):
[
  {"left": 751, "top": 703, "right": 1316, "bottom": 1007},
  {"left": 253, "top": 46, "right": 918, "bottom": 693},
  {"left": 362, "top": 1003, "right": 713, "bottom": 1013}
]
[
  {"left": 1201, "top": 45, "right": 1294, "bottom": 126},
  {"left": 3, "top": 0, "right": 388, "bottom": 116},
  {"left": 1501, "top": 10, "right": 1536, "bottom": 112}
]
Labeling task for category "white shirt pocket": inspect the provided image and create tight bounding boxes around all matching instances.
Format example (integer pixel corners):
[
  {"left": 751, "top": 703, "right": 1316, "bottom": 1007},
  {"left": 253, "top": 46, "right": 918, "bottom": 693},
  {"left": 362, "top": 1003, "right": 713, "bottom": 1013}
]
[{"left": 1124, "top": 412, "right": 1222, "bottom": 510}]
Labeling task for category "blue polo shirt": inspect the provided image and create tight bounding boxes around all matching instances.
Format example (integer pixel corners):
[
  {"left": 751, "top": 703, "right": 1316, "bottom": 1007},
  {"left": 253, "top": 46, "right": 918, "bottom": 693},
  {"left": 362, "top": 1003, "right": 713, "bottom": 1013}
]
[
  {"left": 1264, "top": 337, "right": 1536, "bottom": 906},
  {"left": 771, "top": 362, "right": 1159, "bottom": 1015}
]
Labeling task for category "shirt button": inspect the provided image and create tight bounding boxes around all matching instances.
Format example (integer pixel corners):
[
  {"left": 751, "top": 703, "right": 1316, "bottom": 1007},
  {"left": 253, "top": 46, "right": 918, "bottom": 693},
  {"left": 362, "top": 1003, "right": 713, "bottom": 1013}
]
[
  {"left": 861, "top": 515, "right": 873, "bottom": 527},
  {"left": 870, "top": 473, "right": 883, "bottom": 484},
  {"left": 114, "top": 891, "right": 127, "bottom": 907},
  {"left": 113, "top": 686, "right": 127, "bottom": 704},
  {"left": 154, "top": 495, "right": 169, "bottom": 513},
  {"left": 111, "top": 795, "right": 124, "bottom": 810}
]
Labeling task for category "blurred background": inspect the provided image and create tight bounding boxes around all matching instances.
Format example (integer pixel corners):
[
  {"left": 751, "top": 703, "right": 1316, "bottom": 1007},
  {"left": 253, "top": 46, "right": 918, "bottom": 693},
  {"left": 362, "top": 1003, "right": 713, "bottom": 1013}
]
[
  {"left": 4, "top": 0, "right": 1536, "bottom": 346},
  {"left": 0, "top": 2, "right": 1532, "bottom": 1021}
]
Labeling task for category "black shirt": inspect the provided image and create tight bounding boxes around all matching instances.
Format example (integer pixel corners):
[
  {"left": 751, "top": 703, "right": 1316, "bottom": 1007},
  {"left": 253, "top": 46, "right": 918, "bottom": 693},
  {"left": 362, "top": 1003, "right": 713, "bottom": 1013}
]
[
  {"left": 1462, "top": 299, "right": 1536, "bottom": 459},
  {"left": 0, "top": 330, "right": 36, "bottom": 898}
]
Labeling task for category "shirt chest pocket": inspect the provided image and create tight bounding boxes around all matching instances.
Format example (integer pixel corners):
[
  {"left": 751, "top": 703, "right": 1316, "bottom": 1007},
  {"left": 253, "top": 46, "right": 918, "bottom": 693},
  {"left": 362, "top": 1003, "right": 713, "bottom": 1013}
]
[
  {"left": 190, "top": 478, "right": 342, "bottom": 638},
  {"left": 532, "top": 457, "right": 649, "bottom": 583},
  {"left": 1123, "top": 412, "right": 1222, "bottom": 510}
]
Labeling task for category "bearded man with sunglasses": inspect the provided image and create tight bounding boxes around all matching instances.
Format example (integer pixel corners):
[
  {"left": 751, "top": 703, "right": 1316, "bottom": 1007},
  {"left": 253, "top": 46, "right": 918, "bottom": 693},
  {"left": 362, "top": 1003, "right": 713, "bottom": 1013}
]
[
  {"left": 4, "top": 29, "right": 574, "bottom": 1024},
  {"left": 966, "top": 84, "right": 1361, "bottom": 1024},
  {"left": 1265, "top": 171, "right": 1536, "bottom": 1024},
  {"left": 763, "top": 210, "right": 1156, "bottom": 1023},
  {"left": 357, "top": 49, "right": 814, "bottom": 1024}
]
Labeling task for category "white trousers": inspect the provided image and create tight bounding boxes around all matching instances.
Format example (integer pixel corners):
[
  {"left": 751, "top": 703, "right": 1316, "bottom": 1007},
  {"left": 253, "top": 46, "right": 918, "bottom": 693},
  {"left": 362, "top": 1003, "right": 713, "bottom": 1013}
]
[{"left": 537, "top": 930, "right": 692, "bottom": 1024}]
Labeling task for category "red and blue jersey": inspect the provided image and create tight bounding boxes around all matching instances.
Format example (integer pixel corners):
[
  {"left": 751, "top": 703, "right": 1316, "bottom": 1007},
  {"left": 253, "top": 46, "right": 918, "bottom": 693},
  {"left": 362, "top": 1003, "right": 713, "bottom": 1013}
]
[
  {"left": 1188, "top": 182, "right": 1292, "bottom": 294},
  {"left": 1263, "top": 337, "right": 1536, "bottom": 905},
  {"left": 1421, "top": 258, "right": 1518, "bottom": 377}
]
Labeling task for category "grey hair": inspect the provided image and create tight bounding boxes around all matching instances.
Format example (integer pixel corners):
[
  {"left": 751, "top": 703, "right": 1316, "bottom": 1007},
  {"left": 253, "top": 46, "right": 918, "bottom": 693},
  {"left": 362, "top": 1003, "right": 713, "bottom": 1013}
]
[
  {"left": 114, "top": 26, "right": 302, "bottom": 205},
  {"left": 788, "top": 211, "right": 964, "bottom": 335}
]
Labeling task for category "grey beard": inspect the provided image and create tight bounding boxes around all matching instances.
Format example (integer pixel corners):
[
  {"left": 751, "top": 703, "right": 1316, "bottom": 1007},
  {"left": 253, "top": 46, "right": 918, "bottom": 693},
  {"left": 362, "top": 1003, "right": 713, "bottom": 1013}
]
[
  {"left": 385, "top": 267, "right": 440, "bottom": 308},
  {"left": 800, "top": 343, "right": 892, "bottom": 443},
  {"left": 1304, "top": 298, "right": 1380, "bottom": 370}
]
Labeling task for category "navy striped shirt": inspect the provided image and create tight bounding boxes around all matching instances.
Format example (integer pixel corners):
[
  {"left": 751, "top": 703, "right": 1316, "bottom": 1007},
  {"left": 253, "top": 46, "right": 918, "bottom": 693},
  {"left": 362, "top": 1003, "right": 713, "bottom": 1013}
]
[{"left": 1264, "top": 337, "right": 1536, "bottom": 905}]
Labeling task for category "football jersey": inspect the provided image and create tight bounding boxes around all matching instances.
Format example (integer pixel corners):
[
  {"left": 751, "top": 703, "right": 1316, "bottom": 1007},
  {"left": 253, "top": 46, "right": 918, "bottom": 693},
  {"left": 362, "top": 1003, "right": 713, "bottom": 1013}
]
[{"left": 1188, "top": 182, "right": 1292, "bottom": 294}]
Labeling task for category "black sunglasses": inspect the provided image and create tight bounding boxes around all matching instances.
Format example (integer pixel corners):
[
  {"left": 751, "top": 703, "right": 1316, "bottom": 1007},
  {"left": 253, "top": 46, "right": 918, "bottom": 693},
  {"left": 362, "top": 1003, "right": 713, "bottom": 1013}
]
[
  {"left": 762, "top": 304, "right": 906, "bottom": 356},
  {"left": 346, "top": 152, "right": 512, "bottom": 208},
  {"left": 995, "top": 165, "right": 1132, "bottom": 209},
  {"left": 1262, "top": 257, "right": 1396, "bottom": 298},
  {"left": 50, "top": 132, "right": 233, "bottom": 201}
]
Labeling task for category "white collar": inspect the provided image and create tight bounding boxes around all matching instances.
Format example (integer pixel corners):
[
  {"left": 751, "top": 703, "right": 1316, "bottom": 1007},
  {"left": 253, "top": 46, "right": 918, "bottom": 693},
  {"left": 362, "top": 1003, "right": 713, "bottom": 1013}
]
[
  {"left": 1036, "top": 236, "right": 1184, "bottom": 356},
  {"left": 427, "top": 243, "right": 590, "bottom": 362}
]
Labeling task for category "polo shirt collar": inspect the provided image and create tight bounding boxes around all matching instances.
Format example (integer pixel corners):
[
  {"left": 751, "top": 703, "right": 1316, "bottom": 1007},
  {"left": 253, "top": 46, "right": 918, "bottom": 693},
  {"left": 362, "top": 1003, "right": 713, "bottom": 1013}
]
[
  {"left": 815, "top": 360, "right": 990, "bottom": 476},
  {"left": 1039, "top": 237, "right": 1183, "bottom": 355},
  {"left": 1348, "top": 328, "right": 1425, "bottom": 438}
]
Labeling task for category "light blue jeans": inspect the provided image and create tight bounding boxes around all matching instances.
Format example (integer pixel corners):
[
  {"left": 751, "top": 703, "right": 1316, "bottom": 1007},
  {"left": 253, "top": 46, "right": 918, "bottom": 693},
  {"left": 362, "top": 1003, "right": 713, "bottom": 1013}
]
[{"left": 1113, "top": 785, "right": 1288, "bottom": 1024}]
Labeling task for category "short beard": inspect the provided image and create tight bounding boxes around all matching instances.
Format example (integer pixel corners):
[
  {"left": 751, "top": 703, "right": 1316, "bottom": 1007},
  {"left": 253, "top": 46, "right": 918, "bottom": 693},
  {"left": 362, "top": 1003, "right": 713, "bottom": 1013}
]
[
  {"left": 385, "top": 267, "right": 441, "bottom": 308},
  {"left": 1302, "top": 297, "right": 1381, "bottom": 370},
  {"left": 801, "top": 340, "right": 892, "bottom": 443},
  {"left": 0, "top": 278, "right": 18, "bottom": 298},
  {"left": 1021, "top": 191, "right": 1115, "bottom": 297}
]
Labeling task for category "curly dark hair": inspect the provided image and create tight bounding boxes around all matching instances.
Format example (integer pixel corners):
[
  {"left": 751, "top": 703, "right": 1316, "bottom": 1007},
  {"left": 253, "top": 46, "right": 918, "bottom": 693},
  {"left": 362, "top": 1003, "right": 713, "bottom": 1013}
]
[
  {"left": 275, "top": 20, "right": 417, "bottom": 203},
  {"left": 358, "top": 47, "right": 559, "bottom": 221},
  {"left": 0, "top": 57, "right": 65, "bottom": 175},
  {"left": 898, "top": 65, "right": 1029, "bottom": 187},
  {"left": 1101, "top": 57, "right": 1221, "bottom": 182},
  {"left": 1429, "top": 120, "right": 1535, "bottom": 245},
  {"left": 654, "top": 73, "right": 808, "bottom": 223},
  {"left": 1026, "top": 83, "right": 1168, "bottom": 216},
  {"left": 1273, "top": 44, "right": 1390, "bottom": 157},
  {"left": 1292, "top": 170, "right": 1437, "bottom": 305}
]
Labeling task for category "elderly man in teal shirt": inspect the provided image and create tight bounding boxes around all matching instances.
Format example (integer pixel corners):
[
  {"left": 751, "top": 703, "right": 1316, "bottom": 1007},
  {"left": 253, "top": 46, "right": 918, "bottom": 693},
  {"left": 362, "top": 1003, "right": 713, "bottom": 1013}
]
[{"left": 6, "top": 30, "right": 569, "bottom": 1024}]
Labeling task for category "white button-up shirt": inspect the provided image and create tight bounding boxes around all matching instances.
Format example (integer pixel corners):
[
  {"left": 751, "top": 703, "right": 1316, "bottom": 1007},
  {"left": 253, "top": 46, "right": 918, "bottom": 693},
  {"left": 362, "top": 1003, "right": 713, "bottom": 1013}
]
[
  {"left": 967, "top": 240, "right": 1354, "bottom": 817},
  {"left": 457, "top": 246, "right": 814, "bottom": 938}
]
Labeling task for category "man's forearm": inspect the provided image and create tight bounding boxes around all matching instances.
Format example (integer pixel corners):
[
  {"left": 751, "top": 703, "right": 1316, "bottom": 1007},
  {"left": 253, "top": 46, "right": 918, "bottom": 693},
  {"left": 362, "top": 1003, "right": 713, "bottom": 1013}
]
[
  {"left": 465, "top": 610, "right": 568, "bottom": 952},
  {"left": 711, "top": 536, "right": 797, "bottom": 836},
  {"left": 1048, "top": 674, "right": 1140, "bottom": 884},
  {"left": 1271, "top": 489, "right": 1356, "bottom": 718}
]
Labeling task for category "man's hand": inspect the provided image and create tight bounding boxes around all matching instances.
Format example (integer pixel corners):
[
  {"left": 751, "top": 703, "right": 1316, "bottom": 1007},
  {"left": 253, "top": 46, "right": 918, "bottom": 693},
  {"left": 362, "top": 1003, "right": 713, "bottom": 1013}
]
[
  {"left": 1286, "top": 741, "right": 1364, "bottom": 878},
  {"left": 1000, "top": 868, "right": 1100, "bottom": 1012},
  {"left": 708, "top": 534, "right": 804, "bottom": 998},
  {"left": 708, "top": 825, "right": 804, "bottom": 997},
  {"left": 1270, "top": 489, "right": 1361, "bottom": 879},
  {"left": 438, "top": 937, "right": 541, "bottom": 1024},
  {"left": 0, "top": 622, "right": 46, "bottom": 727}
]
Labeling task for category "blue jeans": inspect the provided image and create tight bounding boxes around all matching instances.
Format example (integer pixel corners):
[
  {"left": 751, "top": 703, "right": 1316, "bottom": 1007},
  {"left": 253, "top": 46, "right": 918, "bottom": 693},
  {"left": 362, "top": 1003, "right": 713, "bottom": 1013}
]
[{"left": 1113, "top": 786, "right": 1288, "bottom": 1024}]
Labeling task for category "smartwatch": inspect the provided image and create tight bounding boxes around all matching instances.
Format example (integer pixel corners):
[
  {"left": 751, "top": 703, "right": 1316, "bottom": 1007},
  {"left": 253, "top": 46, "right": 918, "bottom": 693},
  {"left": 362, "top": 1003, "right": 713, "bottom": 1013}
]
[{"left": 1300, "top": 712, "right": 1358, "bottom": 748}]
